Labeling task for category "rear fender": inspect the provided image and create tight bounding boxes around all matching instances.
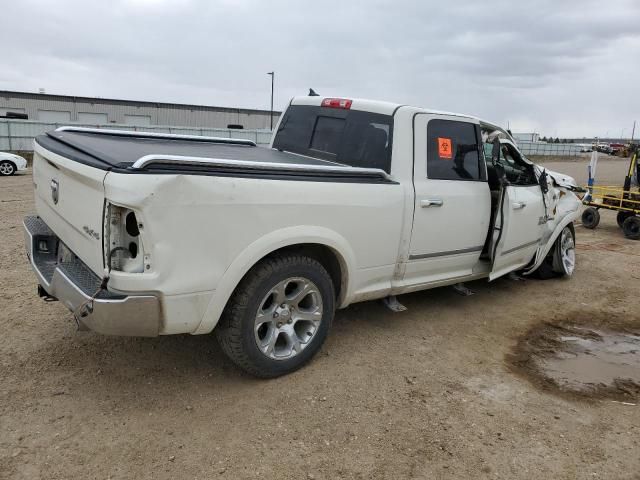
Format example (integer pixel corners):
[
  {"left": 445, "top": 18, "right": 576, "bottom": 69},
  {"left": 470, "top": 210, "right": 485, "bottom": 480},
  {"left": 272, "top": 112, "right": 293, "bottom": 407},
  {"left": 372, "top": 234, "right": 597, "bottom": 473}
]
[{"left": 192, "top": 226, "right": 356, "bottom": 335}]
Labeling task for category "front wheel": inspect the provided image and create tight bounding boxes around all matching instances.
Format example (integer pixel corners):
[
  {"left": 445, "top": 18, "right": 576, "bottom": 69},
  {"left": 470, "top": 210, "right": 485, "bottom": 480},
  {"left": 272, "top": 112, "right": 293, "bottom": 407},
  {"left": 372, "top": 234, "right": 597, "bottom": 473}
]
[
  {"left": 532, "top": 225, "right": 576, "bottom": 279},
  {"left": 552, "top": 225, "right": 576, "bottom": 276},
  {"left": 215, "top": 253, "right": 335, "bottom": 378}
]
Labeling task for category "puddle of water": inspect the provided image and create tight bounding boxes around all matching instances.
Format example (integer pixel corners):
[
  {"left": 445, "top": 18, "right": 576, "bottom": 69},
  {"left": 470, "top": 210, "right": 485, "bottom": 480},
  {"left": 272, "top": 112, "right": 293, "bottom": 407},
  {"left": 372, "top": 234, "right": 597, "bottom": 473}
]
[{"left": 539, "top": 330, "right": 640, "bottom": 393}]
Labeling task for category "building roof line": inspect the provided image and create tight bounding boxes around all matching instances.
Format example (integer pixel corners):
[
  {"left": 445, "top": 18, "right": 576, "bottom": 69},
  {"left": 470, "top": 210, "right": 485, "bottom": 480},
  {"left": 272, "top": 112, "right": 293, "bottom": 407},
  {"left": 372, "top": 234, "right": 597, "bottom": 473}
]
[{"left": 0, "top": 90, "right": 281, "bottom": 116}]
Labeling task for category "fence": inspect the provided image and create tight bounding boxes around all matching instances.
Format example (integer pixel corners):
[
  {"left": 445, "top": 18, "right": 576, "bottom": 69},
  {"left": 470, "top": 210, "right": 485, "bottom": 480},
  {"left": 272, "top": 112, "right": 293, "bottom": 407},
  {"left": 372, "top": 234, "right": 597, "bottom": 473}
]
[
  {"left": 516, "top": 141, "right": 585, "bottom": 157},
  {"left": 0, "top": 119, "right": 273, "bottom": 151},
  {"left": 2, "top": 119, "right": 587, "bottom": 158}
]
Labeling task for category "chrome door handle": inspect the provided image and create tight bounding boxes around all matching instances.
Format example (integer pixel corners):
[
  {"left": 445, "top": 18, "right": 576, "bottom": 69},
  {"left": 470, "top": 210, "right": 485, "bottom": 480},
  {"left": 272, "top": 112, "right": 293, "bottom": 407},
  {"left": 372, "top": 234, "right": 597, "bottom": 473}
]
[
  {"left": 513, "top": 202, "right": 527, "bottom": 210},
  {"left": 421, "top": 198, "right": 444, "bottom": 208}
]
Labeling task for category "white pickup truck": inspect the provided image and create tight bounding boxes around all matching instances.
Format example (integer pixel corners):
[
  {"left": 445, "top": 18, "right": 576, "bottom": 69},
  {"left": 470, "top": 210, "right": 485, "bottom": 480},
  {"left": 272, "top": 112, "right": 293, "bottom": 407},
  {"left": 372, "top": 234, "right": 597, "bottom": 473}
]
[{"left": 24, "top": 96, "right": 582, "bottom": 377}]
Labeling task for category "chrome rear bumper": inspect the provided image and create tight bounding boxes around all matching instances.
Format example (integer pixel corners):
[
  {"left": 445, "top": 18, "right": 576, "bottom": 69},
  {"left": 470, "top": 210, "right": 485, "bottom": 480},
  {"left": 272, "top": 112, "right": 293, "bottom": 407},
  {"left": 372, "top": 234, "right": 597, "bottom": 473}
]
[{"left": 23, "top": 215, "right": 161, "bottom": 337}]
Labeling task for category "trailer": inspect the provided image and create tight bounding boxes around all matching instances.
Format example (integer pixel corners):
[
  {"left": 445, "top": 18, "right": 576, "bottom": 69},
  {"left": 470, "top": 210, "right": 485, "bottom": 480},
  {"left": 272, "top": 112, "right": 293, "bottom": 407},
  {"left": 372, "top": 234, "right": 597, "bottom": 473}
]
[{"left": 582, "top": 149, "right": 640, "bottom": 239}]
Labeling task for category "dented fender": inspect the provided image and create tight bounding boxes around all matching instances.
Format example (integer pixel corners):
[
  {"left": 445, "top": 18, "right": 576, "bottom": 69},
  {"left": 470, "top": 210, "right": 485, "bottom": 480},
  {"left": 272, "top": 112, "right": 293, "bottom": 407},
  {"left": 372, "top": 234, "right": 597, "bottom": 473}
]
[{"left": 524, "top": 182, "right": 581, "bottom": 275}]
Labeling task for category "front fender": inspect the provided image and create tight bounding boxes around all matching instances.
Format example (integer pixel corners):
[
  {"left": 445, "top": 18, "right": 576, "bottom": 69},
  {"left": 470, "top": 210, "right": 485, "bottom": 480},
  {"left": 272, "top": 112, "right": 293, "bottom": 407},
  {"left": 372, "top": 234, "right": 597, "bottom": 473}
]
[
  {"left": 192, "top": 226, "right": 357, "bottom": 335},
  {"left": 523, "top": 192, "right": 581, "bottom": 275}
]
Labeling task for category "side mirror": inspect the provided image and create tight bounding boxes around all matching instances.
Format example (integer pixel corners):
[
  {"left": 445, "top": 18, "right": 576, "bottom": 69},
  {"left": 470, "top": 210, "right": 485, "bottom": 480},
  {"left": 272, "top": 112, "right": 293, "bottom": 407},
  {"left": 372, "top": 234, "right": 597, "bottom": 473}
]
[
  {"left": 491, "top": 138, "right": 501, "bottom": 165},
  {"left": 539, "top": 169, "right": 549, "bottom": 194}
]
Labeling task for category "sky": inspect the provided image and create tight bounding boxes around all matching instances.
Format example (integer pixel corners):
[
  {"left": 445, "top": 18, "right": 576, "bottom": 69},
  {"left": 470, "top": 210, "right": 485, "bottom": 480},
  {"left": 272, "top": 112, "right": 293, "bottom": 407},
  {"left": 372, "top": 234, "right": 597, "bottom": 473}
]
[{"left": 2, "top": 0, "right": 640, "bottom": 138}]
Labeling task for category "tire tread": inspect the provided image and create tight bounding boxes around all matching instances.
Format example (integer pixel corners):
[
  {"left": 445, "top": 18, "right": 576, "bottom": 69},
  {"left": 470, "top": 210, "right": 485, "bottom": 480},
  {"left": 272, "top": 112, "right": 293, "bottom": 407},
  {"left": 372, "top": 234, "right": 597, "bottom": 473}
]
[{"left": 215, "top": 253, "right": 333, "bottom": 378}]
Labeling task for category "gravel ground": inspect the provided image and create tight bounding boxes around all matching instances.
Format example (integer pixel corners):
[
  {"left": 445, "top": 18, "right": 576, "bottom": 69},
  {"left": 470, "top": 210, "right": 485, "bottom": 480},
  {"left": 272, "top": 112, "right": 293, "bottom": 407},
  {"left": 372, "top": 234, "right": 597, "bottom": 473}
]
[{"left": 1, "top": 162, "right": 639, "bottom": 480}]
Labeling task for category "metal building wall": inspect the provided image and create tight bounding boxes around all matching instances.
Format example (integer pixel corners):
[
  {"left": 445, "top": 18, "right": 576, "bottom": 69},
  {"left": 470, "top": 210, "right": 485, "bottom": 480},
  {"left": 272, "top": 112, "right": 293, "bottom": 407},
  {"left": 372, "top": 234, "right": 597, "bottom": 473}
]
[
  {"left": 0, "top": 91, "right": 280, "bottom": 129},
  {"left": 0, "top": 119, "right": 273, "bottom": 151}
]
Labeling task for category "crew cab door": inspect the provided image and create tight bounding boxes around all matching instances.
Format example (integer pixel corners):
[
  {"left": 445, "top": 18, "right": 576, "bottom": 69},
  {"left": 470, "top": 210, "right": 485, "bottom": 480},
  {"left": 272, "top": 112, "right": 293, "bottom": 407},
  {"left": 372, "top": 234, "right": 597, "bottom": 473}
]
[
  {"left": 404, "top": 114, "right": 491, "bottom": 284},
  {"left": 489, "top": 141, "right": 545, "bottom": 280}
]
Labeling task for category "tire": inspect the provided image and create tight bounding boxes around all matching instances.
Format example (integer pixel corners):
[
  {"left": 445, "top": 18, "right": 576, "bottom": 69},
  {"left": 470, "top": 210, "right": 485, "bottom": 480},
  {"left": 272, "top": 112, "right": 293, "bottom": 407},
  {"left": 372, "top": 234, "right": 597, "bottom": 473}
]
[
  {"left": 622, "top": 216, "right": 640, "bottom": 240},
  {"left": 532, "top": 224, "right": 576, "bottom": 279},
  {"left": 0, "top": 160, "right": 16, "bottom": 176},
  {"left": 617, "top": 211, "right": 633, "bottom": 228},
  {"left": 551, "top": 225, "right": 576, "bottom": 276},
  {"left": 215, "top": 253, "right": 335, "bottom": 378},
  {"left": 581, "top": 207, "right": 600, "bottom": 229},
  {"left": 530, "top": 256, "right": 555, "bottom": 279}
]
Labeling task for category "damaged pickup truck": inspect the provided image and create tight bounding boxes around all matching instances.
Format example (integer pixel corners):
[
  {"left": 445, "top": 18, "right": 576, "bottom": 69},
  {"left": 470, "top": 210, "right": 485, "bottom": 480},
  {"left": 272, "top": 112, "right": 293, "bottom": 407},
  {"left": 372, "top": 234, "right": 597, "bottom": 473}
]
[{"left": 24, "top": 96, "right": 582, "bottom": 377}]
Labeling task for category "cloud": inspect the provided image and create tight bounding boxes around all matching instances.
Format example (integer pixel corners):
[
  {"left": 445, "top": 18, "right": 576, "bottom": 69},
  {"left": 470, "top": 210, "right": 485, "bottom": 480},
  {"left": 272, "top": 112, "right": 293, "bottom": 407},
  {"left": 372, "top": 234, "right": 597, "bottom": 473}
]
[{"left": 1, "top": 0, "right": 639, "bottom": 136}]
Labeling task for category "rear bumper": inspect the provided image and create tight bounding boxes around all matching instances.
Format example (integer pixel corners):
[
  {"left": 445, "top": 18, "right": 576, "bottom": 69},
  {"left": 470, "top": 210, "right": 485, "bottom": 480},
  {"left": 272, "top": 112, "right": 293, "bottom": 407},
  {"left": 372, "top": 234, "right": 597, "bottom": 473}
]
[{"left": 23, "top": 215, "right": 161, "bottom": 337}]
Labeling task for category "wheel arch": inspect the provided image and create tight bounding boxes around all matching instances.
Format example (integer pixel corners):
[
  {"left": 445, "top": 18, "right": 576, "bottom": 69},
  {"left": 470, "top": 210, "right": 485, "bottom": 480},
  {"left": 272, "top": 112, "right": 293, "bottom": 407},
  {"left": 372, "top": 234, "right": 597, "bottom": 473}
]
[
  {"left": 523, "top": 216, "right": 576, "bottom": 276},
  {"left": 193, "top": 226, "right": 356, "bottom": 335}
]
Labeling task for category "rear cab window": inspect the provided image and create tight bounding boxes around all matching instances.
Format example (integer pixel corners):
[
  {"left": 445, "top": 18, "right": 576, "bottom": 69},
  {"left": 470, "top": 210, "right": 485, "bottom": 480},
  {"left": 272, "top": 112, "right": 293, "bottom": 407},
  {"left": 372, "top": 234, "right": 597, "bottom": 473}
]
[
  {"left": 426, "top": 119, "right": 486, "bottom": 181},
  {"left": 273, "top": 104, "right": 394, "bottom": 173}
]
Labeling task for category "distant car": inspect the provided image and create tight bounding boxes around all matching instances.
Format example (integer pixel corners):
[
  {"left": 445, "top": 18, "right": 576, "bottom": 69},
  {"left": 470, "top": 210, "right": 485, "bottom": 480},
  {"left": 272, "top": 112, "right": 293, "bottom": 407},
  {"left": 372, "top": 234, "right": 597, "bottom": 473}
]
[
  {"left": 595, "top": 144, "right": 613, "bottom": 155},
  {"left": 0, "top": 152, "right": 27, "bottom": 176}
]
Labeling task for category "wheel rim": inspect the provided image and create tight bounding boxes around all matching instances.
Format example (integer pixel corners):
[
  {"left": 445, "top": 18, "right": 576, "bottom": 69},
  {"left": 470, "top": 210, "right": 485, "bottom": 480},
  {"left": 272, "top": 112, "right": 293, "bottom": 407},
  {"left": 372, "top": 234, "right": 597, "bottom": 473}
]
[
  {"left": 560, "top": 228, "right": 575, "bottom": 275},
  {"left": 254, "top": 277, "right": 323, "bottom": 361},
  {"left": 0, "top": 162, "right": 14, "bottom": 175}
]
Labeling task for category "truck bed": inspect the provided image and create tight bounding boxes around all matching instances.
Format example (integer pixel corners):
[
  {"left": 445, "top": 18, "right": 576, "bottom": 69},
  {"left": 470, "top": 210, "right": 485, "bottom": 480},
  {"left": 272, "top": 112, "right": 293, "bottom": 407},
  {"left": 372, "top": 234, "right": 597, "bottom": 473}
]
[{"left": 35, "top": 127, "right": 393, "bottom": 183}]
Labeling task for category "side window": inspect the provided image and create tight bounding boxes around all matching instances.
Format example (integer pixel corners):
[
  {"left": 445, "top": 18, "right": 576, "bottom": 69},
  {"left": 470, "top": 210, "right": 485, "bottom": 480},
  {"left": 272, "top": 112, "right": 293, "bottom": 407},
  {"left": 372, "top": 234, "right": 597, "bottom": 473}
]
[{"left": 427, "top": 120, "right": 484, "bottom": 181}]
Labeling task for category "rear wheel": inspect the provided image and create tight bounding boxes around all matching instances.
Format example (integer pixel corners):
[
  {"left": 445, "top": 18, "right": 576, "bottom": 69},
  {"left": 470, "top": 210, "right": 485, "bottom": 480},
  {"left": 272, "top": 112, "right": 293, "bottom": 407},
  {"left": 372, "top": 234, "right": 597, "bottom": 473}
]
[
  {"left": 581, "top": 207, "right": 600, "bottom": 229},
  {"left": 617, "top": 211, "right": 633, "bottom": 228},
  {"left": 0, "top": 161, "right": 16, "bottom": 176},
  {"left": 215, "top": 253, "right": 335, "bottom": 378},
  {"left": 622, "top": 216, "right": 640, "bottom": 240}
]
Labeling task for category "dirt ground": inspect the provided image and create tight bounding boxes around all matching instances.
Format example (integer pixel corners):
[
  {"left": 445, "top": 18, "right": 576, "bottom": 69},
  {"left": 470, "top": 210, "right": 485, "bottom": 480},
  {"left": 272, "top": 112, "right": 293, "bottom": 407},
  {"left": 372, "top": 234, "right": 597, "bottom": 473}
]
[{"left": 1, "top": 160, "right": 639, "bottom": 480}]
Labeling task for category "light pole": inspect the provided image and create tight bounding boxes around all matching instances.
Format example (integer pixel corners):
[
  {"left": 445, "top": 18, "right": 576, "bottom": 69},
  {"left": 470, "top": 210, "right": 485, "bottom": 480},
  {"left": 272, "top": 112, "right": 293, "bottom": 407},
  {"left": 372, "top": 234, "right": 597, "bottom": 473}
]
[{"left": 267, "top": 71, "right": 274, "bottom": 131}]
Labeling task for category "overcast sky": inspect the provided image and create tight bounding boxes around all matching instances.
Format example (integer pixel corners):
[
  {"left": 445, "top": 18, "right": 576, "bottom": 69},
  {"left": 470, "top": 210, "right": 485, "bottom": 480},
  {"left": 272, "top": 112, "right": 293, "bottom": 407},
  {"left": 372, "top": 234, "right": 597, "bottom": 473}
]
[{"left": 2, "top": 0, "right": 639, "bottom": 137}]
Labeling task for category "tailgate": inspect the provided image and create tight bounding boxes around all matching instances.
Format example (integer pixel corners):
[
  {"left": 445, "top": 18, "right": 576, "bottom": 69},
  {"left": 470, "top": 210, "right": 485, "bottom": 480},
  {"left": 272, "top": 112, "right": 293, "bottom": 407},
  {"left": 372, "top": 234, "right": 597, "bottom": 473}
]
[{"left": 33, "top": 141, "right": 107, "bottom": 276}]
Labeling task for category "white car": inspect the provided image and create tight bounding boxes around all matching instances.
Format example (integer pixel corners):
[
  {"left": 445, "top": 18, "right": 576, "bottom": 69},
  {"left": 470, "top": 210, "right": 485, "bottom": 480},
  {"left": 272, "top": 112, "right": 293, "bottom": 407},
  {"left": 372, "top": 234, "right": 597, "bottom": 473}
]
[
  {"left": 24, "top": 96, "right": 583, "bottom": 377},
  {"left": 0, "top": 152, "right": 27, "bottom": 176}
]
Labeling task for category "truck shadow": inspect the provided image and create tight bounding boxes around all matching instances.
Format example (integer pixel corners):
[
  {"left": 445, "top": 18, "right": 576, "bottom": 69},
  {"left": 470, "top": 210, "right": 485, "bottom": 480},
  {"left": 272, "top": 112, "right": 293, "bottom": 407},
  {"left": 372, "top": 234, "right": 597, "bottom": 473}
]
[{"left": 24, "top": 276, "right": 521, "bottom": 411}]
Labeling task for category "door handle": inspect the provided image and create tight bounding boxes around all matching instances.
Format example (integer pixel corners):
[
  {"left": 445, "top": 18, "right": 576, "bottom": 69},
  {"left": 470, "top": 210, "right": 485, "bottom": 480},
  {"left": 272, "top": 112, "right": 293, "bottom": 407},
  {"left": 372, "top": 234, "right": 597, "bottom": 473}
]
[
  {"left": 421, "top": 198, "right": 444, "bottom": 208},
  {"left": 513, "top": 202, "right": 527, "bottom": 210}
]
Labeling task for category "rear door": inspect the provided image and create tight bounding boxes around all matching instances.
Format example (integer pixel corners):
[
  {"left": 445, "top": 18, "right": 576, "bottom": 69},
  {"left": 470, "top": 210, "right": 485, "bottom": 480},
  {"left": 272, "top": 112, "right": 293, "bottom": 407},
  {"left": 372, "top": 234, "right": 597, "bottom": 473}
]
[
  {"left": 405, "top": 114, "right": 491, "bottom": 284},
  {"left": 489, "top": 142, "right": 545, "bottom": 280}
]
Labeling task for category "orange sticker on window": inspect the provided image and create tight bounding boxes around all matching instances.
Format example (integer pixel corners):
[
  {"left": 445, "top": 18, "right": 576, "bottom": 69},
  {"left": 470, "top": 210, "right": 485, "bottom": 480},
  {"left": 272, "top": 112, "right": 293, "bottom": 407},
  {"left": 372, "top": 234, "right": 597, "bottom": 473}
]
[{"left": 438, "top": 137, "right": 453, "bottom": 159}]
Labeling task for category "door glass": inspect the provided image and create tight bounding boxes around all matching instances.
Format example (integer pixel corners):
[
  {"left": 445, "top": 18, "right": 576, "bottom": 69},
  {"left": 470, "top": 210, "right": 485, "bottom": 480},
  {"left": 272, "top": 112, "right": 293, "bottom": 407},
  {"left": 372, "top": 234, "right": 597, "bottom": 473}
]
[{"left": 427, "top": 120, "right": 484, "bottom": 181}]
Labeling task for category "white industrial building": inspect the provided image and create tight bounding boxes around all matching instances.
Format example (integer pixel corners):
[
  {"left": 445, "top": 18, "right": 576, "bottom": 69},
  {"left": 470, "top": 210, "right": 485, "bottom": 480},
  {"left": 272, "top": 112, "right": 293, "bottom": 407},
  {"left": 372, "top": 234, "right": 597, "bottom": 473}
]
[{"left": 0, "top": 90, "right": 279, "bottom": 129}]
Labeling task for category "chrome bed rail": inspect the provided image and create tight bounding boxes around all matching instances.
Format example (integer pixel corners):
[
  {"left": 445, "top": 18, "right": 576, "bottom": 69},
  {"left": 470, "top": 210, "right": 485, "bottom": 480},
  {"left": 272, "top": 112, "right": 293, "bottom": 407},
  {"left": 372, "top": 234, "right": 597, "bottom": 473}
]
[
  {"left": 130, "top": 154, "right": 394, "bottom": 182},
  {"left": 55, "top": 126, "right": 257, "bottom": 147}
]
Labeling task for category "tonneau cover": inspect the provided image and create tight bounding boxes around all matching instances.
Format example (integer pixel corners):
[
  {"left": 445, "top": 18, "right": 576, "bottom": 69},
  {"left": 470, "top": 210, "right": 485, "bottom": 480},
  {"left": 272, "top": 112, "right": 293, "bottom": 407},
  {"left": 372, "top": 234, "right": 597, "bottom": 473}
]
[{"left": 35, "top": 129, "right": 339, "bottom": 171}]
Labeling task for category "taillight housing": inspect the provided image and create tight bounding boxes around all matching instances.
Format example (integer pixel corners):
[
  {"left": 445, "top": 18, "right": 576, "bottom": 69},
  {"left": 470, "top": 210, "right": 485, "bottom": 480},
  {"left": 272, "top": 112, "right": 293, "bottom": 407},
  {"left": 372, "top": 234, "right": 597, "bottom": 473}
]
[
  {"left": 321, "top": 98, "right": 352, "bottom": 109},
  {"left": 104, "top": 203, "right": 147, "bottom": 273}
]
